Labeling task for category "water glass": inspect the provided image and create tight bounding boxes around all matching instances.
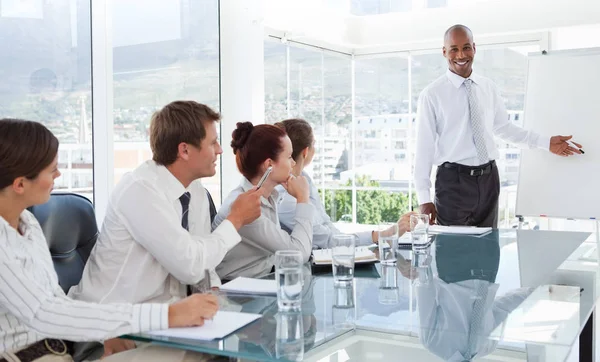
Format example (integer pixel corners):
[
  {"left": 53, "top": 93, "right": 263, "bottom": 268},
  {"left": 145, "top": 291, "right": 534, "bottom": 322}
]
[
  {"left": 379, "top": 264, "right": 400, "bottom": 305},
  {"left": 332, "top": 283, "right": 355, "bottom": 330},
  {"left": 378, "top": 223, "right": 399, "bottom": 265},
  {"left": 275, "top": 250, "right": 303, "bottom": 311},
  {"left": 275, "top": 311, "right": 304, "bottom": 361},
  {"left": 330, "top": 234, "right": 355, "bottom": 285},
  {"left": 410, "top": 214, "right": 430, "bottom": 254}
]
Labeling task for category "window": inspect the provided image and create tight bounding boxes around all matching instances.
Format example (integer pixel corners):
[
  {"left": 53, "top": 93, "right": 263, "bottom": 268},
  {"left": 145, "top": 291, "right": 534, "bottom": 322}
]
[
  {"left": 0, "top": 0, "right": 93, "bottom": 201},
  {"left": 476, "top": 45, "right": 536, "bottom": 227},
  {"left": 350, "top": 0, "right": 412, "bottom": 15},
  {"left": 264, "top": 41, "right": 288, "bottom": 123},
  {"left": 111, "top": 0, "right": 221, "bottom": 204},
  {"left": 264, "top": 40, "right": 534, "bottom": 229}
]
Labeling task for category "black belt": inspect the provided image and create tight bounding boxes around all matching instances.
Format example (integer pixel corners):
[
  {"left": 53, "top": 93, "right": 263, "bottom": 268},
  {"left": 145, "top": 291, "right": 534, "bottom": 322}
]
[
  {"left": 1, "top": 339, "right": 68, "bottom": 362},
  {"left": 440, "top": 160, "right": 495, "bottom": 176}
]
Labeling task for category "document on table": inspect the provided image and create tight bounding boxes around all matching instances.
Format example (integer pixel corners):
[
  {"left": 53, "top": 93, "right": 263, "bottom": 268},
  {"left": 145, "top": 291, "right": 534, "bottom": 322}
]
[
  {"left": 428, "top": 225, "right": 492, "bottom": 235},
  {"left": 219, "top": 277, "right": 277, "bottom": 295},
  {"left": 147, "top": 311, "right": 261, "bottom": 340},
  {"left": 312, "top": 247, "right": 378, "bottom": 265}
]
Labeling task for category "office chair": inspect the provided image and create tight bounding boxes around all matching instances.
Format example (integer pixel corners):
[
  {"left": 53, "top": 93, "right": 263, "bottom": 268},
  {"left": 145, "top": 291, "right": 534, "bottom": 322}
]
[{"left": 28, "top": 193, "right": 98, "bottom": 294}]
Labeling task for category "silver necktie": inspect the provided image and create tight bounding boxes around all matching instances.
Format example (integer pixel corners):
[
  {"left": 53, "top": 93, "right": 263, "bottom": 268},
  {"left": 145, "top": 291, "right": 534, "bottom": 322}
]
[{"left": 464, "top": 79, "right": 489, "bottom": 165}]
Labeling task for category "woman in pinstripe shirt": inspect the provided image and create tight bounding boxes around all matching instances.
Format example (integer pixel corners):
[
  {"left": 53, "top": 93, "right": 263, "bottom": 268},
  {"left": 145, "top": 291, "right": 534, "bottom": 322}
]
[{"left": 0, "top": 119, "right": 222, "bottom": 362}]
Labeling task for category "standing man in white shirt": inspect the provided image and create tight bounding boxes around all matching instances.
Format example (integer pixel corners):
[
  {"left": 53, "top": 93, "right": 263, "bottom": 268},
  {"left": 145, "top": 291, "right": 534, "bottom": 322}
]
[
  {"left": 69, "top": 101, "right": 262, "bottom": 359},
  {"left": 414, "top": 24, "right": 583, "bottom": 227}
]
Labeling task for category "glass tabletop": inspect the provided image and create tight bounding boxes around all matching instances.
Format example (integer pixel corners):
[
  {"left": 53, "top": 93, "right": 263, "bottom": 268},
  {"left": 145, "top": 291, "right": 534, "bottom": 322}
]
[{"left": 124, "top": 229, "right": 595, "bottom": 361}]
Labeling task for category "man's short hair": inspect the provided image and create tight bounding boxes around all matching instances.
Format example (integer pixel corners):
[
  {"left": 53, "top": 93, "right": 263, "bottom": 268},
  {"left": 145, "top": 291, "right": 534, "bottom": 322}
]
[
  {"left": 149, "top": 101, "right": 220, "bottom": 166},
  {"left": 444, "top": 24, "right": 474, "bottom": 44}
]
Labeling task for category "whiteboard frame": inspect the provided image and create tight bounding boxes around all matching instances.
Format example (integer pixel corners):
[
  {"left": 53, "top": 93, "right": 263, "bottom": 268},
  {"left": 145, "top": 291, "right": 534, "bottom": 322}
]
[{"left": 515, "top": 47, "right": 600, "bottom": 220}]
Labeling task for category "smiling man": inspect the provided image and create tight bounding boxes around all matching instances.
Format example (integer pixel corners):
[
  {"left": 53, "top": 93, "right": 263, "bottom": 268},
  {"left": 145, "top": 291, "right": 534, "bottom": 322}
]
[
  {"left": 414, "top": 24, "right": 582, "bottom": 228},
  {"left": 69, "top": 100, "right": 262, "bottom": 360}
]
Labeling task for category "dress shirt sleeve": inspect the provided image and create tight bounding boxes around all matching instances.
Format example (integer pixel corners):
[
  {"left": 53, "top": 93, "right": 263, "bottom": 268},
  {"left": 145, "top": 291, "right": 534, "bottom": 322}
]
[
  {"left": 277, "top": 191, "right": 297, "bottom": 234},
  {"left": 114, "top": 181, "right": 241, "bottom": 285},
  {"left": 0, "top": 252, "right": 167, "bottom": 342},
  {"left": 240, "top": 203, "right": 314, "bottom": 262},
  {"left": 491, "top": 287, "right": 533, "bottom": 330},
  {"left": 492, "top": 84, "right": 550, "bottom": 150},
  {"left": 278, "top": 188, "right": 337, "bottom": 250},
  {"left": 208, "top": 269, "right": 221, "bottom": 288},
  {"left": 414, "top": 90, "right": 437, "bottom": 205},
  {"left": 352, "top": 230, "right": 374, "bottom": 246}
]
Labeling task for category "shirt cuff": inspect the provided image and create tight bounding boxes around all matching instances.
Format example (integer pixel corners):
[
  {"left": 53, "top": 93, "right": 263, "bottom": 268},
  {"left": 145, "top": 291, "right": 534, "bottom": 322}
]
[
  {"left": 354, "top": 231, "right": 374, "bottom": 246},
  {"left": 417, "top": 189, "right": 432, "bottom": 205},
  {"left": 209, "top": 269, "right": 222, "bottom": 288},
  {"left": 214, "top": 219, "right": 242, "bottom": 249},
  {"left": 537, "top": 135, "right": 551, "bottom": 151},
  {"left": 132, "top": 303, "right": 169, "bottom": 333},
  {"left": 295, "top": 202, "right": 315, "bottom": 221}
]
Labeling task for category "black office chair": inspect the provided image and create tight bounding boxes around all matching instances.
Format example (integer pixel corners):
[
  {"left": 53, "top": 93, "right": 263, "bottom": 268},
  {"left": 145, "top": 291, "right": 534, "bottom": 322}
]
[{"left": 28, "top": 193, "right": 98, "bottom": 294}]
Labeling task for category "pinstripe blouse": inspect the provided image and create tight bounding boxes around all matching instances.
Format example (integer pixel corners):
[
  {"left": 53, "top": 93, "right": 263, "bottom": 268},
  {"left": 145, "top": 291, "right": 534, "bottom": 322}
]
[{"left": 0, "top": 210, "right": 167, "bottom": 354}]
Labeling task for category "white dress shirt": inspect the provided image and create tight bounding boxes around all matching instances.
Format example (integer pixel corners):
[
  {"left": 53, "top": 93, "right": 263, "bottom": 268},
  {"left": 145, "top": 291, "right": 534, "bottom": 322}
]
[
  {"left": 214, "top": 178, "right": 314, "bottom": 281},
  {"left": 277, "top": 171, "right": 373, "bottom": 249},
  {"left": 416, "top": 272, "right": 531, "bottom": 361},
  {"left": 0, "top": 211, "right": 166, "bottom": 354},
  {"left": 414, "top": 69, "right": 551, "bottom": 204},
  {"left": 70, "top": 160, "right": 241, "bottom": 305}
]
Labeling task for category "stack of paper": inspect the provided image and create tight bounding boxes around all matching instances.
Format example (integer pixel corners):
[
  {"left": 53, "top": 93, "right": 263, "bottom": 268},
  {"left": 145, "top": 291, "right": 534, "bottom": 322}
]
[
  {"left": 219, "top": 277, "right": 277, "bottom": 295},
  {"left": 148, "top": 311, "right": 261, "bottom": 340},
  {"left": 312, "top": 247, "right": 377, "bottom": 265},
  {"left": 428, "top": 225, "right": 492, "bottom": 235}
]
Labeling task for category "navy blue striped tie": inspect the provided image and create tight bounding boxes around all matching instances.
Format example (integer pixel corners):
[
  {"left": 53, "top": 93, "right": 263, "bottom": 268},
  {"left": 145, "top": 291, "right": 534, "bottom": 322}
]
[
  {"left": 179, "top": 192, "right": 191, "bottom": 231},
  {"left": 179, "top": 191, "right": 210, "bottom": 294}
]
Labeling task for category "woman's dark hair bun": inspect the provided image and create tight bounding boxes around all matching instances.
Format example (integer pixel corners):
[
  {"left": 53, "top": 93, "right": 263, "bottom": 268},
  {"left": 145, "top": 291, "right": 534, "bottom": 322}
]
[{"left": 231, "top": 121, "right": 254, "bottom": 154}]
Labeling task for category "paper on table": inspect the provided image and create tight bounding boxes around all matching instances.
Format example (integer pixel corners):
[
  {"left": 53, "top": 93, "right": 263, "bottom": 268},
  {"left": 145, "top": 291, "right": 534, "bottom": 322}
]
[
  {"left": 312, "top": 247, "right": 377, "bottom": 265},
  {"left": 219, "top": 277, "right": 277, "bottom": 295},
  {"left": 428, "top": 225, "right": 492, "bottom": 235},
  {"left": 147, "top": 311, "right": 261, "bottom": 340}
]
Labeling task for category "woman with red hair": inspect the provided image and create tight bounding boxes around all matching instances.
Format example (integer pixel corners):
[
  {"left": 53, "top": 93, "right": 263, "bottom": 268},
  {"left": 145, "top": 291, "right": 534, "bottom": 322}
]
[{"left": 214, "top": 122, "right": 314, "bottom": 281}]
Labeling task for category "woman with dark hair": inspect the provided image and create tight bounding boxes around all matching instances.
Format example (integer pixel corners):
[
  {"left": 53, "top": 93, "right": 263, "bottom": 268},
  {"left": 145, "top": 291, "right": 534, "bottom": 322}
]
[
  {"left": 214, "top": 122, "right": 314, "bottom": 280},
  {"left": 0, "top": 118, "right": 224, "bottom": 362},
  {"left": 275, "top": 118, "right": 413, "bottom": 249}
]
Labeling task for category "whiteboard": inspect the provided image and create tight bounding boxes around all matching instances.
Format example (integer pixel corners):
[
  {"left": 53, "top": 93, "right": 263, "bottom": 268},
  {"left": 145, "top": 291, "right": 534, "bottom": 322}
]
[{"left": 516, "top": 48, "right": 600, "bottom": 220}]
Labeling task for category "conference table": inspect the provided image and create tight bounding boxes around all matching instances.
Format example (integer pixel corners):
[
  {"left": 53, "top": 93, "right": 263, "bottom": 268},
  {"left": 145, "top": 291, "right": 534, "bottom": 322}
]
[{"left": 124, "top": 229, "right": 598, "bottom": 361}]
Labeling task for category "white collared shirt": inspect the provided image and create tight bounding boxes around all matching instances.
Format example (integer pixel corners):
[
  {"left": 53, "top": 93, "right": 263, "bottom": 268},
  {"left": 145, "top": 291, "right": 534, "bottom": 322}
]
[
  {"left": 214, "top": 178, "right": 314, "bottom": 281},
  {"left": 414, "top": 69, "right": 550, "bottom": 204},
  {"left": 0, "top": 211, "right": 166, "bottom": 354},
  {"left": 277, "top": 171, "right": 373, "bottom": 249},
  {"left": 417, "top": 273, "right": 531, "bottom": 361},
  {"left": 69, "top": 160, "right": 241, "bottom": 305}
]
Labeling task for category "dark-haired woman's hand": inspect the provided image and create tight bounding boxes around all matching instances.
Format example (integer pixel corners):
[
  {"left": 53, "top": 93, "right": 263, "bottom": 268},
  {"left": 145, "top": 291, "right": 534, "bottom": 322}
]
[{"left": 283, "top": 175, "right": 309, "bottom": 204}]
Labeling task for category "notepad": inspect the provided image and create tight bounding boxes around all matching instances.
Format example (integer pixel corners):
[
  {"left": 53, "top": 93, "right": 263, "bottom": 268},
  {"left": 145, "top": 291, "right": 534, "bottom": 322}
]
[
  {"left": 312, "top": 247, "right": 378, "bottom": 265},
  {"left": 147, "top": 311, "right": 261, "bottom": 340},
  {"left": 428, "top": 225, "right": 492, "bottom": 235},
  {"left": 219, "top": 277, "right": 277, "bottom": 295}
]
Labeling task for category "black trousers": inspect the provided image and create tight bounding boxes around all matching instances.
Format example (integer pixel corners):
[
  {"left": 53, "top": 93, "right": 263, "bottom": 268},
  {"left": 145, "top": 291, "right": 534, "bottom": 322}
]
[{"left": 434, "top": 161, "right": 500, "bottom": 228}]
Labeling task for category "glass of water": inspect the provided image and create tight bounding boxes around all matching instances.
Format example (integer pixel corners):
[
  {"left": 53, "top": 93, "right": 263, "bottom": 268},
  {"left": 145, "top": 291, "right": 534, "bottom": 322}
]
[
  {"left": 378, "top": 223, "right": 399, "bottom": 265},
  {"left": 330, "top": 234, "right": 355, "bottom": 286},
  {"left": 332, "top": 282, "right": 355, "bottom": 330},
  {"left": 379, "top": 264, "right": 400, "bottom": 305},
  {"left": 275, "top": 250, "right": 303, "bottom": 311},
  {"left": 275, "top": 311, "right": 304, "bottom": 361},
  {"left": 410, "top": 214, "right": 430, "bottom": 254}
]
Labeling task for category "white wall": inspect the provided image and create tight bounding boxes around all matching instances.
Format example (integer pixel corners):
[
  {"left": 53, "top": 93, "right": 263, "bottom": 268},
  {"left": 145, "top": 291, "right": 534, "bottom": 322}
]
[
  {"left": 348, "top": 0, "right": 600, "bottom": 47},
  {"left": 551, "top": 24, "right": 600, "bottom": 50}
]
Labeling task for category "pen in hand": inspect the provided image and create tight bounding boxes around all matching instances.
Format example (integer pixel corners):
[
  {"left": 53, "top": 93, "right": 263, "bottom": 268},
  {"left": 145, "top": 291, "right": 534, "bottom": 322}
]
[{"left": 567, "top": 140, "right": 585, "bottom": 154}]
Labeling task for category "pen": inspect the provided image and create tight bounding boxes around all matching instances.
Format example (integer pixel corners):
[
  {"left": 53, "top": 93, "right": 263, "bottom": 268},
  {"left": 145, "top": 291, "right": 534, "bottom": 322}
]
[{"left": 567, "top": 140, "right": 585, "bottom": 154}]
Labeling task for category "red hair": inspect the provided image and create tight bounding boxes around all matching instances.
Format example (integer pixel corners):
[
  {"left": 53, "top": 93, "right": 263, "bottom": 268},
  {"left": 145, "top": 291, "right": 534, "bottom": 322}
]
[{"left": 231, "top": 122, "right": 287, "bottom": 180}]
